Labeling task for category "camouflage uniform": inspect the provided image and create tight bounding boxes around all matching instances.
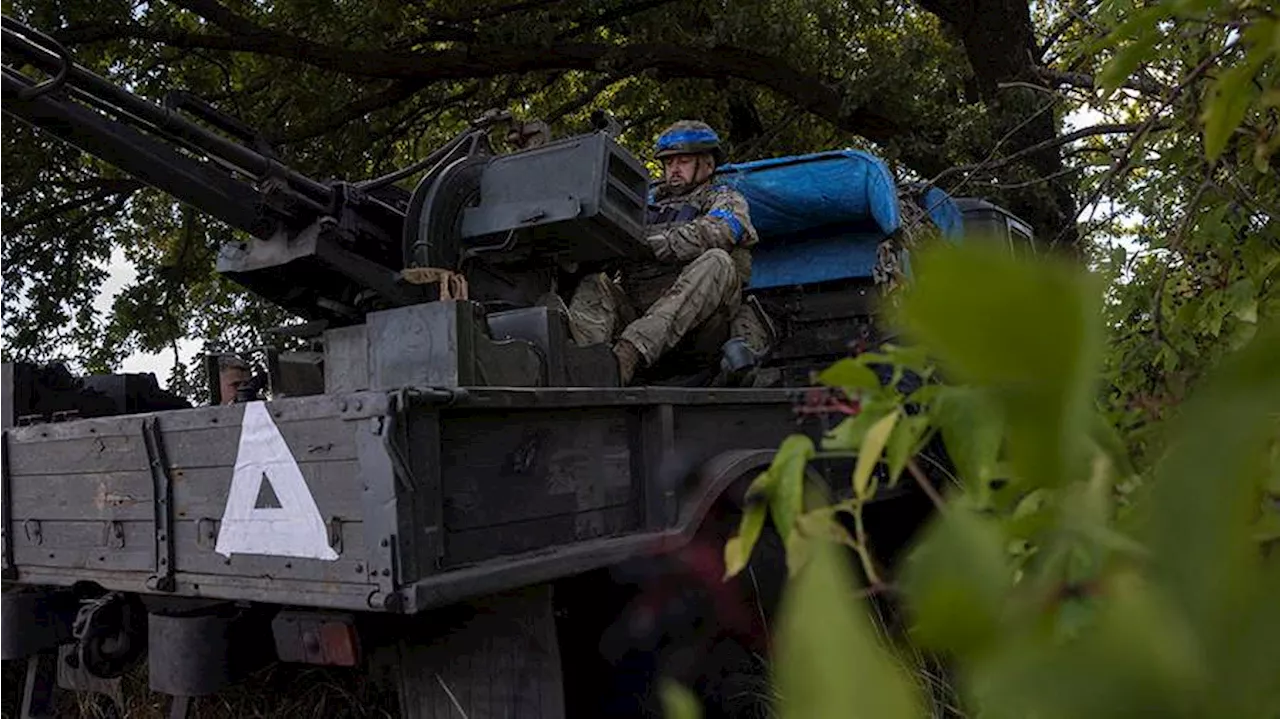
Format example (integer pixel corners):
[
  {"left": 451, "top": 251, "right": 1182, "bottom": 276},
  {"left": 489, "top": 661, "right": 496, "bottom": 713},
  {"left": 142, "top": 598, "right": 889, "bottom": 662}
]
[
  {"left": 568, "top": 178, "right": 765, "bottom": 366},
  {"left": 873, "top": 186, "right": 945, "bottom": 301}
]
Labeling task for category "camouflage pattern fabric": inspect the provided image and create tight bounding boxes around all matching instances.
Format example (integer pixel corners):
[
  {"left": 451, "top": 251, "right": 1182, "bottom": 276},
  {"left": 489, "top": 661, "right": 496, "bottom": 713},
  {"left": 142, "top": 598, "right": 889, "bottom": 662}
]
[
  {"left": 568, "top": 178, "right": 770, "bottom": 364},
  {"left": 729, "top": 300, "right": 772, "bottom": 357},
  {"left": 566, "top": 272, "right": 634, "bottom": 347},
  {"left": 621, "top": 248, "right": 742, "bottom": 364},
  {"left": 873, "top": 187, "right": 942, "bottom": 298}
]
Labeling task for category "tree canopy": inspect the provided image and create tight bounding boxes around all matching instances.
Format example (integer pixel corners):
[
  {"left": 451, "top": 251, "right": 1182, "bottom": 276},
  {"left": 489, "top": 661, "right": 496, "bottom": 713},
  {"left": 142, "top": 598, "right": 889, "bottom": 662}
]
[
  {"left": 0, "top": 0, "right": 1054, "bottom": 368},
  {"left": 2, "top": 0, "right": 1277, "bottom": 445}
]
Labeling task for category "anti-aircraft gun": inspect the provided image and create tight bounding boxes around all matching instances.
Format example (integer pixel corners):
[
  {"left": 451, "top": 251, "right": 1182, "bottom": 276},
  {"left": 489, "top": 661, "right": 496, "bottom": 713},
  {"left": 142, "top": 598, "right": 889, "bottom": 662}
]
[
  {"left": 1, "top": 16, "right": 1033, "bottom": 719},
  {"left": 3, "top": 14, "right": 659, "bottom": 397}
]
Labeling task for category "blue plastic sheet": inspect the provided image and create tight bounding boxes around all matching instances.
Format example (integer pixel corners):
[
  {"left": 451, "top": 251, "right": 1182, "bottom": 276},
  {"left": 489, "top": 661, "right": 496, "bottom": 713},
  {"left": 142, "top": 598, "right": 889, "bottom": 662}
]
[
  {"left": 701, "top": 149, "right": 962, "bottom": 289},
  {"left": 714, "top": 150, "right": 902, "bottom": 240},
  {"left": 921, "top": 185, "right": 963, "bottom": 239}
]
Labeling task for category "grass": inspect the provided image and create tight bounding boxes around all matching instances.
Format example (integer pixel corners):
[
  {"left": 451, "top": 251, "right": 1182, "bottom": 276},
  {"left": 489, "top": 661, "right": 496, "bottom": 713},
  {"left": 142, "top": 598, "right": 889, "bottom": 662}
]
[{"left": 1, "top": 658, "right": 398, "bottom": 719}]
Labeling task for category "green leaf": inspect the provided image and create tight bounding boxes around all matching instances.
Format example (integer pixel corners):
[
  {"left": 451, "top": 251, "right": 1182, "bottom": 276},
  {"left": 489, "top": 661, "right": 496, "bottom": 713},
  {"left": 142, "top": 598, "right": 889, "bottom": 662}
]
[
  {"left": 770, "top": 435, "right": 815, "bottom": 540},
  {"left": 774, "top": 539, "right": 922, "bottom": 719},
  {"left": 906, "top": 382, "right": 944, "bottom": 407},
  {"left": 970, "top": 571, "right": 1206, "bottom": 719},
  {"left": 1139, "top": 318, "right": 1280, "bottom": 656},
  {"left": 901, "top": 508, "right": 1012, "bottom": 658},
  {"left": 1089, "top": 411, "right": 1137, "bottom": 480},
  {"left": 897, "top": 244, "right": 1102, "bottom": 490},
  {"left": 816, "top": 358, "right": 880, "bottom": 390},
  {"left": 1228, "top": 278, "right": 1259, "bottom": 324},
  {"left": 1098, "top": 32, "right": 1160, "bottom": 99},
  {"left": 934, "top": 386, "right": 1005, "bottom": 491},
  {"left": 821, "top": 399, "right": 894, "bottom": 451},
  {"left": 724, "top": 501, "right": 767, "bottom": 579},
  {"left": 854, "top": 409, "right": 899, "bottom": 499},
  {"left": 1202, "top": 50, "right": 1266, "bottom": 161},
  {"left": 885, "top": 414, "right": 930, "bottom": 486},
  {"left": 660, "top": 679, "right": 703, "bottom": 719},
  {"left": 796, "top": 507, "right": 858, "bottom": 547}
]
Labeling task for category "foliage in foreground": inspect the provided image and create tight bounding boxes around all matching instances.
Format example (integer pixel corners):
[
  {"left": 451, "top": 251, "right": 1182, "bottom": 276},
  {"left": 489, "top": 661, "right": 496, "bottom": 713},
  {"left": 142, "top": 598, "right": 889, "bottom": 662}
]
[{"left": 689, "top": 242, "right": 1280, "bottom": 719}]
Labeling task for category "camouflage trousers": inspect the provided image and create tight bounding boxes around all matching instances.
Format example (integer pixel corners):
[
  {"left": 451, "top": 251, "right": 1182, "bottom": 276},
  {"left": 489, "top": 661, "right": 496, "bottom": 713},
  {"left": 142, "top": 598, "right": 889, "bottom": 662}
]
[{"left": 567, "top": 249, "right": 767, "bottom": 366}]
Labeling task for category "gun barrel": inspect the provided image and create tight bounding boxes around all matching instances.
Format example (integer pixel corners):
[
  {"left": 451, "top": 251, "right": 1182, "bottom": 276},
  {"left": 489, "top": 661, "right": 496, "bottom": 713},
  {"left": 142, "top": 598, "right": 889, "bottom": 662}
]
[{"left": 1, "top": 17, "right": 333, "bottom": 231}]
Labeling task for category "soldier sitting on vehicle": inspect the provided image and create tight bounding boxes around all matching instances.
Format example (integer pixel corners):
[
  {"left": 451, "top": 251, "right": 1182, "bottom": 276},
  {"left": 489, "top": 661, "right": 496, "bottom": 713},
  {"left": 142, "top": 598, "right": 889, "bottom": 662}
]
[{"left": 566, "top": 120, "right": 770, "bottom": 385}]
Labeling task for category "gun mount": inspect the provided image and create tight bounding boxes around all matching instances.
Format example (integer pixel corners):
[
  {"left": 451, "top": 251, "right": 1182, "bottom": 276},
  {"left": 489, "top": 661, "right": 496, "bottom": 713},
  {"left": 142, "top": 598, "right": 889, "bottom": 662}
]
[{"left": 2, "top": 16, "right": 651, "bottom": 330}]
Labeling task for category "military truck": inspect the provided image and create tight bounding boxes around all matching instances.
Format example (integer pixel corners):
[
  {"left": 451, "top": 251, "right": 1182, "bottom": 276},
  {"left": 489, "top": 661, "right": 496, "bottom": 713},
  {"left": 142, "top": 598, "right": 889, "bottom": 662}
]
[{"left": 0, "top": 16, "right": 1035, "bottom": 719}]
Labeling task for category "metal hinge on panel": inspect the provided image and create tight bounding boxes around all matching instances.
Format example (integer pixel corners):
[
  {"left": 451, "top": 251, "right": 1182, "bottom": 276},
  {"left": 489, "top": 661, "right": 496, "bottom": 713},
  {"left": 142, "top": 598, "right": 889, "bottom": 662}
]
[
  {"left": 24, "top": 519, "right": 42, "bottom": 546},
  {"left": 141, "top": 418, "right": 176, "bottom": 592},
  {"left": 328, "top": 517, "right": 344, "bottom": 555},
  {"left": 103, "top": 521, "right": 125, "bottom": 549},
  {"left": 196, "top": 518, "right": 219, "bottom": 550}
]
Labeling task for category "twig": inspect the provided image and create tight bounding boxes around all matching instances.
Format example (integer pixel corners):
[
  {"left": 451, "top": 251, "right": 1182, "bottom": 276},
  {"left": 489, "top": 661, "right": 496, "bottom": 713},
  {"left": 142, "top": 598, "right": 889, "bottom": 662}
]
[
  {"left": 1061, "top": 43, "right": 1237, "bottom": 248},
  {"left": 855, "top": 582, "right": 899, "bottom": 599},
  {"left": 1034, "top": 66, "right": 1167, "bottom": 95},
  {"left": 851, "top": 501, "right": 887, "bottom": 588},
  {"left": 544, "top": 73, "right": 627, "bottom": 125},
  {"left": 1150, "top": 261, "right": 1172, "bottom": 346},
  {"left": 435, "top": 674, "right": 469, "bottom": 718},
  {"left": 926, "top": 94, "right": 1062, "bottom": 191},
  {"left": 906, "top": 459, "right": 946, "bottom": 510},
  {"left": 555, "top": 0, "right": 682, "bottom": 41},
  {"left": 1222, "top": 170, "right": 1280, "bottom": 222},
  {"left": 988, "top": 163, "right": 1080, "bottom": 189},
  {"left": 933, "top": 121, "right": 1166, "bottom": 188},
  {"left": 747, "top": 566, "right": 771, "bottom": 654}
]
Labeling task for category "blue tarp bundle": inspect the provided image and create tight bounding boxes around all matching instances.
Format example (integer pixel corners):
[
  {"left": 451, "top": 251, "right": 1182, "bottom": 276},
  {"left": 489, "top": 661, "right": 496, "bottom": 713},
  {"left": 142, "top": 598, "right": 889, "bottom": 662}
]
[
  {"left": 714, "top": 150, "right": 902, "bottom": 239},
  {"left": 701, "top": 150, "right": 962, "bottom": 289}
]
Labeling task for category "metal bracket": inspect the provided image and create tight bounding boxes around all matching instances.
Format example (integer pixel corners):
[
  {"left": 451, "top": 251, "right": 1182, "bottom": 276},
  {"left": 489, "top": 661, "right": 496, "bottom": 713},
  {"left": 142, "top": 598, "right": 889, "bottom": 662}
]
[
  {"left": 328, "top": 517, "right": 344, "bottom": 555},
  {"left": 142, "top": 418, "right": 176, "bottom": 592},
  {"left": 382, "top": 391, "right": 418, "bottom": 495},
  {"left": 356, "top": 409, "right": 402, "bottom": 610},
  {"left": 196, "top": 518, "right": 219, "bottom": 550},
  {"left": 23, "top": 520, "right": 42, "bottom": 546},
  {"left": 2, "top": 433, "right": 14, "bottom": 580}
]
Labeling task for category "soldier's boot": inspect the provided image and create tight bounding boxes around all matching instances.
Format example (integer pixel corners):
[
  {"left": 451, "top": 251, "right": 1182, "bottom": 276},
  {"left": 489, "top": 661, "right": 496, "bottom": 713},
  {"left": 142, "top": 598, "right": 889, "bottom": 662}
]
[
  {"left": 613, "top": 339, "right": 642, "bottom": 386},
  {"left": 718, "top": 337, "right": 759, "bottom": 387}
]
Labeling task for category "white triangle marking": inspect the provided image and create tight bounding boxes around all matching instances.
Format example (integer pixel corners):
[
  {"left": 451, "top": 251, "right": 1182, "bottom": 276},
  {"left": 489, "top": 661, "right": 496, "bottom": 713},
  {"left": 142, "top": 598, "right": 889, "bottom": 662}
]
[{"left": 215, "top": 401, "right": 339, "bottom": 561}]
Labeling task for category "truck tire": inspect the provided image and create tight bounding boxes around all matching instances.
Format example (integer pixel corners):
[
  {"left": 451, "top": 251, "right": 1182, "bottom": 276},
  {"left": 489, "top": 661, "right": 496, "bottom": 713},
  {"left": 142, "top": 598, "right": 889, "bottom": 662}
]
[
  {"left": 394, "top": 584, "right": 566, "bottom": 719},
  {"left": 555, "top": 485, "right": 787, "bottom": 719}
]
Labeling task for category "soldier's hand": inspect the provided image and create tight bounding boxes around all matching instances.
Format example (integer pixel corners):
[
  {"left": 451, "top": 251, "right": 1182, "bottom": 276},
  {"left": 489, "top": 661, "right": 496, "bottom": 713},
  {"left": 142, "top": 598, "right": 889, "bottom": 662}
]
[{"left": 643, "top": 233, "right": 676, "bottom": 262}]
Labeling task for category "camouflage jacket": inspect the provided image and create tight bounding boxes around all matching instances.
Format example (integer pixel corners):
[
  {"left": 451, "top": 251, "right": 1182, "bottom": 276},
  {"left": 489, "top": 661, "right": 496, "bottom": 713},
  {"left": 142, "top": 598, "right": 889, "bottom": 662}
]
[{"left": 622, "top": 179, "right": 758, "bottom": 306}]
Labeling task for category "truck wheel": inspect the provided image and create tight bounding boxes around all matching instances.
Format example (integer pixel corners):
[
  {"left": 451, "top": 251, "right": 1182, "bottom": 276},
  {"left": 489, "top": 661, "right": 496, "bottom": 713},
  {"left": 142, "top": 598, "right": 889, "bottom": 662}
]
[
  {"left": 393, "top": 584, "right": 566, "bottom": 719},
  {"left": 557, "top": 493, "right": 787, "bottom": 719}
]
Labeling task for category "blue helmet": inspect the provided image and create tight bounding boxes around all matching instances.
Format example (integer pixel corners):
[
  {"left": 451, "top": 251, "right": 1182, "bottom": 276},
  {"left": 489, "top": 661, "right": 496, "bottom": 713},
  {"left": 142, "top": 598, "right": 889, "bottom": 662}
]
[{"left": 654, "top": 120, "right": 726, "bottom": 165}]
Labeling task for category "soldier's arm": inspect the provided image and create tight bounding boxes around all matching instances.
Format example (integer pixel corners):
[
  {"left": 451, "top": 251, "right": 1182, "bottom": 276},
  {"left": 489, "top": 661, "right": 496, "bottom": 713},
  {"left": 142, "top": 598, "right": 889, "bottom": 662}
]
[{"left": 646, "top": 187, "right": 758, "bottom": 263}]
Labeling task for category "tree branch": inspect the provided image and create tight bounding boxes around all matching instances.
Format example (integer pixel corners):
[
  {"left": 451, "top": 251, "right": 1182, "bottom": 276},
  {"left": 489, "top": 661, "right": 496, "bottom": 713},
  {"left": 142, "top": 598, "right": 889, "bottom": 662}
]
[
  {"left": 10, "top": 180, "right": 144, "bottom": 231},
  {"left": 435, "top": 0, "right": 568, "bottom": 24},
  {"left": 555, "top": 0, "right": 682, "bottom": 41},
  {"left": 167, "top": 0, "right": 259, "bottom": 33},
  {"left": 1034, "top": 66, "right": 1167, "bottom": 95},
  {"left": 1036, "top": 0, "right": 1105, "bottom": 59},
  {"left": 275, "top": 80, "right": 425, "bottom": 143},
  {"left": 544, "top": 73, "right": 627, "bottom": 125},
  {"left": 982, "top": 165, "right": 1083, "bottom": 190},
  {"left": 933, "top": 121, "right": 1170, "bottom": 187},
  {"left": 60, "top": 21, "right": 903, "bottom": 144}
]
